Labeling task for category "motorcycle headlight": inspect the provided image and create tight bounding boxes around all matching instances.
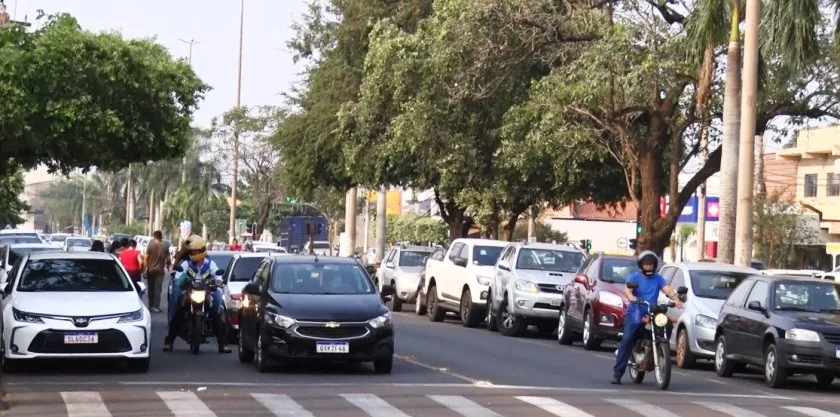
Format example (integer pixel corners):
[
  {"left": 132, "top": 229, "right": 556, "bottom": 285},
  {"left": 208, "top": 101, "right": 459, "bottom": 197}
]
[
  {"left": 265, "top": 311, "right": 296, "bottom": 328},
  {"left": 694, "top": 314, "right": 717, "bottom": 329},
  {"left": 117, "top": 309, "right": 143, "bottom": 323},
  {"left": 786, "top": 328, "right": 821, "bottom": 342},
  {"left": 368, "top": 312, "right": 392, "bottom": 329},
  {"left": 190, "top": 290, "right": 207, "bottom": 303},
  {"left": 598, "top": 291, "right": 623, "bottom": 308},
  {"left": 654, "top": 313, "right": 669, "bottom": 328},
  {"left": 515, "top": 280, "right": 538, "bottom": 293},
  {"left": 476, "top": 275, "right": 492, "bottom": 286},
  {"left": 12, "top": 308, "right": 43, "bottom": 323}
]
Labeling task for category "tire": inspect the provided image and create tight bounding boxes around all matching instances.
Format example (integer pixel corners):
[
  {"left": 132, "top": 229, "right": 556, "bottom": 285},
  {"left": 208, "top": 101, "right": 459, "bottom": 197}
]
[
  {"left": 190, "top": 316, "right": 203, "bottom": 355},
  {"left": 497, "top": 297, "right": 527, "bottom": 337},
  {"left": 253, "top": 331, "right": 271, "bottom": 373},
  {"left": 373, "top": 355, "right": 393, "bottom": 374},
  {"left": 655, "top": 342, "right": 671, "bottom": 390},
  {"left": 629, "top": 362, "right": 645, "bottom": 383},
  {"left": 131, "top": 356, "right": 151, "bottom": 373},
  {"left": 714, "top": 335, "right": 735, "bottom": 377},
  {"left": 238, "top": 327, "right": 255, "bottom": 363},
  {"left": 764, "top": 343, "right": 788, "bottom": 388},
  {"left": 816, "top": 372, "right": 835, "bottom": 388},
  {"left": 460, "top": 289, "right": 481, "bottom": 328},
  {"left": 427, "top": 285, "right": 445, "bottom": 322},
  {"left": 415, "top": 293, "right": 427, "bottom": 315},
  {"left": 675, "top": 327, "right": 696, "bottom": 369},
  {"left": 486, "top": 292, "right": 497, "bottom": 331},
  {"left": 391, "top": 293, "right": 403, "bottom": 312},
  {"left": 582, "top": 310, "right": 602, "bottom": 350},
  {"left": 557, "top": 309, "right": 575, "bottom": 345}
]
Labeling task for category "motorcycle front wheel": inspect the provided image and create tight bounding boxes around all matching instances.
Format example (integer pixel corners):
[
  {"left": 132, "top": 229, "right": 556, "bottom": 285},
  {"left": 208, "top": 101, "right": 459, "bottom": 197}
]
[
  {"left": 654, "top": 342, "right": 671, "bottom": 390},
  {"left": 191, "top": 315, "right": 204, "bottom": 355}
]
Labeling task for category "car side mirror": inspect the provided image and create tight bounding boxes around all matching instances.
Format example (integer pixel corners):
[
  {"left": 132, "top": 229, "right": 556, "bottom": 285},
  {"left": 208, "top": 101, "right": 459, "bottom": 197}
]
[
  {"left": 216, "top": 269, "right": 225, "bottom": 276},
  {"left": 677, "top": 286, "right": 688, "bottom": 295},
  {"left": 453, "top": 257, "right": 468, "bottom": 267},
  {"left": 626, "top": 280, "right": 640, "bottom": 290},
  {"left": 135, "top": 281, "right": 147, "bottom": 296},
  {"left": 385, "top": 261, "right": 395, "bottom": 269},
  {"left": 0, "top": 282, "right": 8, "bottom": 296},
  {"left": 574, "top": 275, "right": 589, "bottom": 288},
  {"left": 498, "top": 262, "right": 510, "bottom": 271},
  {"left": 242, "top": 283, "right": 261, "bottom": 295},
  {"left": 747, "top": 300, "right": 764, "bottom": 311}
]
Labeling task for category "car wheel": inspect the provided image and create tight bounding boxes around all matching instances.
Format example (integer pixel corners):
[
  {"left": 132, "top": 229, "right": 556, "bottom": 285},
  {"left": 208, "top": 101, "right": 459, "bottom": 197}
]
[
  {"left": 131, "top": 356, "right": 151, "bottom": 373},
  {"left": 415, "top": 293, "right": 427, "bottom": 315},
  {"left": 497, "top": 297, "right": 526, "bottom": 337},
  {"left": 816, "top": 372, "right": 836, "bottom": 388},
  {"left": 391, "top": 290, "right": 403, "bottom": 312},
  {"left": 0, "top": 345, "right": 19, "bottom": 373},
  {"left": 714, "top": 335, "right": 735, "bottom": 377},
  {"left": 427, "top": 285, "right": 445, "bottom": 322},
  {"left": 764, "top": 343, "right": 788, "bottom": 388},
  {"left": 253, "top": 331, "right": 270, "bottom": 372},
  {"left": 373, "top": 355, "right": 393, "bottom": 374},
  {"left": 557, "top": 309, "right": 575, "bottom": 345},
  {"left": 676, "top": 327, "right": 696, "bottom": 369},
  {"left": 460, "top": 289, "right": 481, "bottom": 328},
  {"left": 582, "top": 310, "right": 602, "bottom": 350},
  {"left": 486, "top": 292, "right": 497, "bottom": 332},
  {"left": 238, "top": 327, "right": 255, "bottom": 363}
]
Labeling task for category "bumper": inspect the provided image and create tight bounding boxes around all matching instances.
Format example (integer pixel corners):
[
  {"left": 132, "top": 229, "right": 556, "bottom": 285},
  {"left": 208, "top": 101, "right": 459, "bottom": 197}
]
[
  {"left": 777, "top": 339, "right": 840, "bottom": 373},
  {"left": 510, "top": 291, "right": 562, "bottom": 319},
  {"left": 262, "top": 323, "right": 394, "bottom": 362},
  {"left": 593, "top": 304, "right": 625, "bottom": 341},
  {"left": 687, "top": 323, "right": 717, "bottom": 357},
  {"left": 5, "top": 317, "right": 151, "bottom": 359},
  {"left": 395, "top": 278, "right": 421, "bottom": 302}
]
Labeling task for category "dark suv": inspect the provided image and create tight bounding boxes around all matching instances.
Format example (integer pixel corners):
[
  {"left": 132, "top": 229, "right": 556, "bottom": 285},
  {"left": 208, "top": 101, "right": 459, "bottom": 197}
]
[{"left": 557, "top": 253, "right": 638, "bottom": 350}]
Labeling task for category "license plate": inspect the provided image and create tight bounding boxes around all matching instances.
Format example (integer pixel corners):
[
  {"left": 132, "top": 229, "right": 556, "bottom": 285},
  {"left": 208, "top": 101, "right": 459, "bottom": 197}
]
[
  {"left": 64, "top": 333, "right": 98, "bottom": 344},
  {"left": 550, "top": 299, "right": 562, "bottom": 306},
  {"left": 316, "top": 341, "right": 349, "bottom": 353},
  {"left": 835, "top": 346, "right": 840, "bottom": 359}
]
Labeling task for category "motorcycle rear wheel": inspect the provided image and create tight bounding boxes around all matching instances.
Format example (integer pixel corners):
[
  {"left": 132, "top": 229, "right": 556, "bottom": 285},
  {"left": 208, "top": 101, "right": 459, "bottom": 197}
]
[
  {"left": 629, "top": 365, "right": 645, "bottom": 383},
  {"left": 654, "top": 342, "right": 671, "bottom": 390}
]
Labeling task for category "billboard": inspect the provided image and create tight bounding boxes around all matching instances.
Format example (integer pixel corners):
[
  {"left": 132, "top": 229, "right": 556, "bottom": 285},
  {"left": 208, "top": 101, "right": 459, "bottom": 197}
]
[{"left": 659, "top": 196, "right": 720, "bottom": 223}]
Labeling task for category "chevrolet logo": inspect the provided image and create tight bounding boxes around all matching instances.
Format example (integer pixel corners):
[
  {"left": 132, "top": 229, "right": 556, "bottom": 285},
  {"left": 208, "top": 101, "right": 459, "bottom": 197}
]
[{"left": 325, "top": 322, "right": 340, "bottom": 328}]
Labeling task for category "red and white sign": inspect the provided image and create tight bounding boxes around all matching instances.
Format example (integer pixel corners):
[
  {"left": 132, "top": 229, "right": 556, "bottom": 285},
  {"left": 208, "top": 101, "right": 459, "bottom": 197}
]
[{"left": 707, "top": 201, "right": 719, "bottom": 218}]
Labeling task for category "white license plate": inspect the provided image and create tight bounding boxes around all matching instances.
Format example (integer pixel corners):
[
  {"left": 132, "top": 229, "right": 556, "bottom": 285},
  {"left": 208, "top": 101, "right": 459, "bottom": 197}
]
[
  {"left": 316, "top": 341, "right": 349, "bottom": 353},
  {"left": 835, "top": 346, "right": 840, "bottom": 359},
  {"left": 550, "top": 299, "right": 562, "bottom": 306},
  {"left": 64, "top": 333, "right": 98, "bottom": 344}
]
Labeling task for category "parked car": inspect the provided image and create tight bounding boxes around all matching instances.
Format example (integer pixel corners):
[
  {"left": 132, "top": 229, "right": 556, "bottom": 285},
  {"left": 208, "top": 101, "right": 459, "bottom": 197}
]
[
  {"left": 714, "top": 274, "right": 840, "bottom": 388},
  {"left": 0, "top": 251, "right": 151, "bottom": 372},
  {"left": 237, "top": 255, "right": 396, "bottom": 373},
  {"left": 487, "top": 242, "right": 586, "bottom": 337},
  {"left": 0, "top": 243, "right": 63, "bottom": 279},
  {"left": 63, "top": 237, "right": 93, "bottom": 252},
  {"left": 413, "top": 247, "right": 447, "bottom": 315},
  {"left": 376, "top": 244, "right": 437, "bottom": 311},
  {"left": 221, "top": 252, "right": 270, "bottom": 343},
  {"left": 557, "top": 253, "right": 638, "bottom": 350},
  {"left": 658, "top": 262, "right": 759, "bottom": 368}
]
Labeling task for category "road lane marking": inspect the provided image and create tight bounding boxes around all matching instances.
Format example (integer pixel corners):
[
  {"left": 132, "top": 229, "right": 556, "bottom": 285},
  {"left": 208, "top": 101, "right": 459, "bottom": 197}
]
[
  {"left": 782, "top": 407, "right": 840, "bottom": 417},
  {"left": 394, "top": 353, "right": 485, "bottom": 384},
  {"left": 61, "top": 392, "right": 112, "bottom": 417},
  {"left": 516, "top": 396, "right": 595, "bottom": 417},
  {"left": 157, "top": 391, "right": 217, "bottom": 417},
  {"left": 252, "top": 393, "right": 315, "bottom": 417},
  {"left": 606, "top": 398, "right": 682, "bottom": 417},
  {"left": 428, "top": 395, "right": 503, "bottom": 417},
  {"left": 695, "top": 401, "right": 767, "bottom": 417},
  {"left": 340, "top": 393, "right": 412, "bottom": 417}
]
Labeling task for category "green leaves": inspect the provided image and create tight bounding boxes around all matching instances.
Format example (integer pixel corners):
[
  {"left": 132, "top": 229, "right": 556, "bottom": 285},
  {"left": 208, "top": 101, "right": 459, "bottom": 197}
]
[{"left": 0, "top": 168, "right": 28, "bottom": 228}]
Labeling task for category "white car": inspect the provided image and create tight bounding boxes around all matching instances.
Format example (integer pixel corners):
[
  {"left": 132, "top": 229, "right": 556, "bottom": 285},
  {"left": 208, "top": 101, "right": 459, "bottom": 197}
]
[
  {"left": 63, "top": 237, "right": 93, "bottom": 252},
  {"left": 221, "top": 252, "right": 270, "bottom": 342},
  {"left": 0, "top": 251, "right": 151, "bottom": 372}
]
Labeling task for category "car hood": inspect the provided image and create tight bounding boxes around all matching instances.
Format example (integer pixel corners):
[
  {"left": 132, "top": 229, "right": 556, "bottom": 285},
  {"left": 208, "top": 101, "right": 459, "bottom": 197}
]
[
  {"left": 267, "top": 293, "right": 385, "bottom": 321},
  {"left": 516, "top": 269, "right": 575, "bottom": 286},
  {"left": 785, "top": 312, "right": 840, "bottom": 330},
  {"left": 227, "top": 281, "right": 248, "bottom": 295},
  {"left": 13, "top": 291, "right": 142, "bottom": 316},
  {"left": 597, "top": 281, "right": 629, "bottom": 303},
  {"left": 692, "top": 297, "right": 725, "bottom": 319}
]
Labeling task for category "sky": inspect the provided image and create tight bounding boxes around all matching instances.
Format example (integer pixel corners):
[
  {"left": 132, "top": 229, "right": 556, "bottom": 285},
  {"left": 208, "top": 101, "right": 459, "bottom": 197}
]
[{"left": 8, "top": 0, "right": 310, "bottom": 128}]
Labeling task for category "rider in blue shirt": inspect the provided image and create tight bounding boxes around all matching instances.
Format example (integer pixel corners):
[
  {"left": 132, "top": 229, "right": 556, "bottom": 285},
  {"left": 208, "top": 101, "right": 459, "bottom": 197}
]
[{"left": 611, "top": 250, "right": 682, "bottom": 384}]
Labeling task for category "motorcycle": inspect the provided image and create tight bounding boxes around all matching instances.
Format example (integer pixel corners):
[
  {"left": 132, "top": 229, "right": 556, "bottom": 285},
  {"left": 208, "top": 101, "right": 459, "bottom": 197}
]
[
  {"left": 172, "top": 266, "right": 227, "bottom": 354},
  {"left": 624, "top": 281, "right": 687, "bottom": 390}
]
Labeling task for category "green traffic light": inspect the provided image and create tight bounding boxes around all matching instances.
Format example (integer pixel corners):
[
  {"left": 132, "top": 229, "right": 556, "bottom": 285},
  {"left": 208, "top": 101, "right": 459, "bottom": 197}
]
[{"left": 636, "top": 225, "right": 642, "bottom": 233}]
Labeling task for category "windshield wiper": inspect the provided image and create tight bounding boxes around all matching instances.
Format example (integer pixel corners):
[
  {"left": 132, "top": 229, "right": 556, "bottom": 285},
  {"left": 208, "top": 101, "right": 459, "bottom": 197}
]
[
  {"left": 776, "top": 306, "right": 818, "bottom": 312},
  {"left": 817, "top": 308, "right": 840, "bottom": 313}
]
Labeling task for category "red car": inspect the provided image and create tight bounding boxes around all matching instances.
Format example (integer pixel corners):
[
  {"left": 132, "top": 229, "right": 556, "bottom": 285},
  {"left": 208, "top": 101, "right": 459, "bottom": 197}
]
[{"left": 557, "top": 254, "right": 638, "bottom": 350}]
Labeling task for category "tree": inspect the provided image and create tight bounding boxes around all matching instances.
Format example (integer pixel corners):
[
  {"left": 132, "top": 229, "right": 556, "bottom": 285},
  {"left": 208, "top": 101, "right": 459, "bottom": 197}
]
[
  {"left": 512, "top": 221, "right": 568, "bottom": 244},
  {"left": 754, "top": 190, "right": 818, "bottom": 269},
  {"left": 382, "top": 214, "right": 448, "bottom": 245},
  {"left": 0, "top": 169, "right": 28, "bottom": 228}
]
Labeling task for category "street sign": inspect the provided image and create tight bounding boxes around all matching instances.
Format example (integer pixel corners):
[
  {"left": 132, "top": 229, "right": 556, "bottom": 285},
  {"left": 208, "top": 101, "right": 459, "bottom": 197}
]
[{"left": 617, "top": 237, "right": 628, "bottom": 248}]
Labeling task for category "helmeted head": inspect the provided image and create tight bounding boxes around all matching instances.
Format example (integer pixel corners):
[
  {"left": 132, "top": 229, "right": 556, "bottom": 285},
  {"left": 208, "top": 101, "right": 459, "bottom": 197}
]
[
  {"left": 185, "top": 235, "right": 207, "bottom": 263},
  {"left": 637, "top": 250, "right": 658, "bottom": 277}
]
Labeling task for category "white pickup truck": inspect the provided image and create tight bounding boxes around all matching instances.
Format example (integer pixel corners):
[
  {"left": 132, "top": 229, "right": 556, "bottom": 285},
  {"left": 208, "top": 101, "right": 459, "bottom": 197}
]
[{"left": 423, "top": 238, "right": 508, "bottom": 327}]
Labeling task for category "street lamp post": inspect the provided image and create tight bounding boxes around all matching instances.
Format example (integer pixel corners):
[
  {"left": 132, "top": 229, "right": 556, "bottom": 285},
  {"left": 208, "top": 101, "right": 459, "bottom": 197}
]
[{"left": 228, "top": 0, "right": 245, "bottom": 244}]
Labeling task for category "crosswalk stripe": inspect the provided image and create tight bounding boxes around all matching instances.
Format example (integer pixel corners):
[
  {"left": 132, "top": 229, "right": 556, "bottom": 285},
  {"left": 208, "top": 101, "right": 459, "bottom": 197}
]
[
  {"left": 605, "top": 399, "right": 682, "bottom": 417},
  {"left": 516, "top": 396, "right": 595, "bottom": 417},
  {"left": 782, "top": 407, "right": 840, "bottom": 417},
  {"left": 252, "top": 393, "right": 315, "bottom": 417},
  {"left": 340, "top": 393, "right": 412, "bottom": 417},
  {"left": 694, "top": 401, "right": 767, "bottom": 417},
  {"left": 157, "top": 391, "right": 218, "bottom": 417},
  {"left": 428, "top": 395, "right": 504, "bottom": 417},
  {"left": 61, "top": 392, "right": 112, "bottom": 417}
]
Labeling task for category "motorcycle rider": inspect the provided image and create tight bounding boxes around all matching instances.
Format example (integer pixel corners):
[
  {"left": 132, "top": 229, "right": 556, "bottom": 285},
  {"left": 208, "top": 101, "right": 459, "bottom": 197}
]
[
  {"left": 163, "top": 234, "right": 231, "bottom": 353},
  {"left": 611, "top": 250, "right": 682, "bottom": 384}
]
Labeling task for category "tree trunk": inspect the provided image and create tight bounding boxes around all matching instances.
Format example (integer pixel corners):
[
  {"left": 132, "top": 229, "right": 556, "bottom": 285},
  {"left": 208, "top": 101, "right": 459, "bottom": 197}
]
[
  {"left": 695, "top": 42, "right": 716, "bottom": 261},
  {"left": 503, "top": 214, "right": 518, "bottom": 241},
  {"left": 637, "top": 134, "right": 670, "bottom": 253},
  {"left": 148, "top": 190, "right": 155, "bottom": 236},
  {"left": 717, "top": 6, "right": 742, "bottom": 264},
  {"left": 125, "top": 164, "right": 133, "bottom": 225},
  {"left": 447, "top": 211, "right": 464, "bottom": 241},
  {"left": 755, "top": 133, "right": 765, "bottom": 199}
]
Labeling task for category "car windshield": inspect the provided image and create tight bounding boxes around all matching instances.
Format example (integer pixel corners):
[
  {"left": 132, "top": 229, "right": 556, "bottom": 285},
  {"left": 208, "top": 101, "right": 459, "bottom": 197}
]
[
  {"left": 208, "top": 253, "right": 234, "bottom": 271},
  {"left": 9, "top": 247, "right": 61, "bottom": 265},
  {"left": 689, "top": 270, "right": 754, "bottom": 300},
  {"left": 472, "top": 246, "right": 504, "bottom": 266},
  {"left": 516, "top": 249, "right": 584, "bottom": 272},
  {"left": 399, "top": 251, "right": 430, "bottom": 267},
  {"left": 0, "top": 236, "right": 41, "bottom": 244},
  {"left": 600, "top": 258, "right": 638, "bottom": 283},
  {"left": 774, "top": 282, "right": 840, "bottom": 312},
  {"left": 18, "top": 258, "right": 132, "bottom": 292},
  {"left": 67, "top": 239, "right": 92, "bottom": 247},
  {"left": 270, "top": 262, "right": 374, "bottom": 295},
  {"left": 231, "top": 257, "right": 265, "bottom": 281}
]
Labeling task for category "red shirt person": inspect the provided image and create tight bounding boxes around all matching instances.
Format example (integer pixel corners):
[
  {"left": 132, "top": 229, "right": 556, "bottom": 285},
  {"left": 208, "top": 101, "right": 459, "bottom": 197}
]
[
  {"left": 228, "top": 238, "right": 242, "bottom": 251},
  {"left": 119, "top": 239, "right": 143, "bottom": 282}
]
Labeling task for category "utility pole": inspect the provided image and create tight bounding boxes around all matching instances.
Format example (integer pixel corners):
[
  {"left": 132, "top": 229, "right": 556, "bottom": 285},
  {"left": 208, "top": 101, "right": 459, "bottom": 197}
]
[
  {"left": 342, "top": 188, "right": 357, "bottom": 256},
  {"left": 178, "top": 38, "right": 202, "bottom": 185},
  {"left": 363, "top": 191, "right": 370, "bottom": 254},
  {"left": 229, "top": 0, "right": 244, "bottom": 244},
  {"left": 697, "top": 129, "right": 709, "bottom": 260},
  {"left": 375, "top": 186, "right": 387, "bottom": 263},
  {"left": 81, "top": 173, "right": 87, "bottom": 236},
  {"left": 734, "top": 0, "right": 760, "bottom": 267}
]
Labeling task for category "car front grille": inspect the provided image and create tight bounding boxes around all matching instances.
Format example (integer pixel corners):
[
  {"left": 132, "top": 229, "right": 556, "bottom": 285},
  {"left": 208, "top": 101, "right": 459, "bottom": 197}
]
[
  {"left": 537, "top": 283, "right": 564, "bottom": 294},
  {"left": 823, "top": 332, "right": 840, "bottom": 345},
  {"left": 27, "top": 329, "right": 132, "bottom": 354},
  {"left": 295, "top": 325, "right": 369, "bottom": 340}
]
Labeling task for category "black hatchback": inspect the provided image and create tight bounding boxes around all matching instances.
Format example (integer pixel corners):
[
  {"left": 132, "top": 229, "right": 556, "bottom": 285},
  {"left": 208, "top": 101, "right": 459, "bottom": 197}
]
[
  {"left": 714, "top": 274, "right": 840, "bottom": 388},
  {"left": 237, "top": 255, "right": 397, "bottom": 373}
]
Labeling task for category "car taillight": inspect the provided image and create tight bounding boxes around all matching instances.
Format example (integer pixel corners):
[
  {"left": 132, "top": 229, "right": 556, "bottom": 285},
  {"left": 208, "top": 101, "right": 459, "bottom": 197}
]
[
  {"left": 230, "top": 312, "right": 239, "bottom": 325},
  {"left": 231, "top": 294, "right": 242, "bottom": 301}
]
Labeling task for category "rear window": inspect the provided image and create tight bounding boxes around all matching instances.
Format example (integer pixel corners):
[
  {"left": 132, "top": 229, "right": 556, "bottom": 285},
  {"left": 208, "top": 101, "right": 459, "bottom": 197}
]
[
  {"left": 600, "top": 258, "right": 638, "bottom": 283},
  {"left": 66, "top": 239, "right": 92, "bottom": 247},
  {"left": 472, "top": 246, "right": 504, "bottom": 266},
  {"left": 18, "top": 259, "right": 132, "bottom": 292},
  {"left": 9, "top": 247, "right": 61, "bottom": 265},
  {"left": 0, "top": 236, "right": 41, "bottom": 245},
  {"left": 230, "top": 257, "right": 265, "bottom": 281},
  {"left": 689, "top": 270, "right": 753, "bottom": 300},
  {"left": 399, "top": 251, "right": 430, "bottom": 267},
  {"left": 208, "top": 253, "right": 234, "bottom": 271}
]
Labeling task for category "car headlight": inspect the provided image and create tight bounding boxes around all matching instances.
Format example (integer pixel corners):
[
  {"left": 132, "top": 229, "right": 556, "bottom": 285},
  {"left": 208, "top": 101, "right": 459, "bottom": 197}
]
[
  {"left": 598, "top": 291, "right": 623, "bottom": 308},
  {"left": 654, "top": 313, "right": 669, "bottom": 327},
  {"left": 368, "top": 312, "right": 392, "bottom": 329},
  {"left": 786, "top": 328, "right": 821, "bottom": 342},
  {"left": 265, "top": 311, "right": 296, "bottom": 328},
  {"left": 190, "top": 290, "right": 207, "bottom": 303},
  {"left": 12, "top": 308, "right": 43, "bottom": 323},
  {"left": 117, "top": 309, "right": 143, "bottom": 323},
  {"left": 476, "top": 276, "right": 492, "bottom": 286},
  {"left": 515, "top": 280, "right": 538, "bottom": 293},
  {"left": 694, "top": 314, "right": 716, "bottom": 329}
]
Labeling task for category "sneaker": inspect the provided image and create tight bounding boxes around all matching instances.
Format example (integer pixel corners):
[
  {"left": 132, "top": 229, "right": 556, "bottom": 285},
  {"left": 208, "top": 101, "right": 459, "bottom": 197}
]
[{"left": 610, "top": 376, "right": 621, "bottom": 385}]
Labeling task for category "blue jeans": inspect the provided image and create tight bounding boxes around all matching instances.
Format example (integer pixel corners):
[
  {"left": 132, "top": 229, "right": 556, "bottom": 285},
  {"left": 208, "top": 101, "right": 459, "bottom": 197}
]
[
  {"left": 167, "top": 286, "right": 224, "bottom": 322},
  {"left": 613, "top": 318, "right": 673, "bottom": 378}
]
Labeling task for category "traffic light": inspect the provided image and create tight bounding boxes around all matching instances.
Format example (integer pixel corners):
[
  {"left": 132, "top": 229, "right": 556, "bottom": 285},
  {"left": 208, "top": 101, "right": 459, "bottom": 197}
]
[
  {"left": 629, "top": 239, "right": 637, "bottom": 250},
  {"left": 585, "top": 239, "right": 592, "bottom": 251}
]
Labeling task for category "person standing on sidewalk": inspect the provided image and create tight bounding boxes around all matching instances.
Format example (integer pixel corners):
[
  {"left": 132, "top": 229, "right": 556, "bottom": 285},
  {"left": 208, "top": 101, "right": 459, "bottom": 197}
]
[{"left": 144, "top": 231, "right": 169, "bottom": 313}]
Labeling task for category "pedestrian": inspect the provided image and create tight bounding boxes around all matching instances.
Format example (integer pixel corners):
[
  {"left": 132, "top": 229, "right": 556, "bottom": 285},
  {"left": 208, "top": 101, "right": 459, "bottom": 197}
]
[
  {"left": 90, "top": 240, "right": 105, "bottom": 252},
  {"left": 144, "top": 230, "right": 169, "bottom": 313},
  {"left": 107, "top": 240, "right": 121, "bottom": 255},
  {"left": 229, "top": 238, "right": 241, "bottom": 251},
  {"left": 119, "top": 239, "right": 142, "bottom": 283}
]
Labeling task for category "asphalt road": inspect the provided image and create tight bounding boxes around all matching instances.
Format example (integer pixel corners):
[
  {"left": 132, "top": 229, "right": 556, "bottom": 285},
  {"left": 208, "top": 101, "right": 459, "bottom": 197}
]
[{"left": 4, "top": 293, "right": 840, "bottom": 416}]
